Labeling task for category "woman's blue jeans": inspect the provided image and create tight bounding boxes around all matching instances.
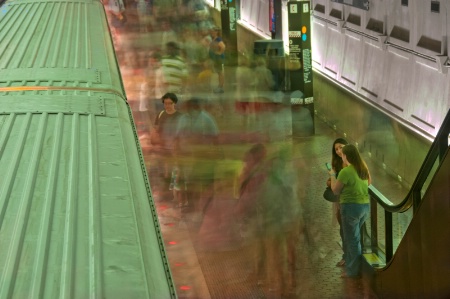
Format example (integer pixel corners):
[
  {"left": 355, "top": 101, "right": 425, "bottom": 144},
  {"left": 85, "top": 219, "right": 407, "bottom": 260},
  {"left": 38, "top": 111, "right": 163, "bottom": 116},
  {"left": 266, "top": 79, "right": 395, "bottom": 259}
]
[{"left": 340, "top": 203, "right": 370, "bottom": 276}]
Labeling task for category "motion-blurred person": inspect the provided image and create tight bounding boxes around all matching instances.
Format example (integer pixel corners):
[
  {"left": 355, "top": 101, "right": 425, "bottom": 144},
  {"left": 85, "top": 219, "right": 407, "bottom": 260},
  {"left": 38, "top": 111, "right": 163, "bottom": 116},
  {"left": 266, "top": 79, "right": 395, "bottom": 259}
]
[
  {"left": 327, "top": 138, "right": 349, "bottom": 267},
  {"left": 161, "top": 41, "right": 189, "bottom": 95},
  {"left": 254, "top": 56, "right": 275, "bottom": 93},
  {"left": 152, "top": 92, "right": 183, "bottom": 201},
  {"left": 209, "top": 27, "right": 226, "bottom": 93},
  {"left": 180, "top": 28, "right": 204, "bottom": 79},
  {"left": 196, "top": 159, "right": 242, "bottom": 251},
  {"left": 159, "top": 18, "right": 178, "bottom": 50},
  {"left": 259, "top": 147, "right": 299, "bottom": 296},
  {"left": 136, "top": 0, "right": 153, "bottom": 32},
  {"left": 175, "top": 98, "right": 220, "bottom": 220},
  {"left": 329, "top": 144, "right": 371, "bottom": 278},
  {"left": 195, "top": 59, "right": 214, "bottom": 93},
  {"left": 234, "top": 53, "right": 256, "bottom": 130},
  {"left": 139, "top": 51, "right": 163, "bottom": 127},
  {"left": 103, "top": 0, "right": 127, "bottom": 42},
  {"left": 235, "top": 143, "right": 268, "bottom": 286}
]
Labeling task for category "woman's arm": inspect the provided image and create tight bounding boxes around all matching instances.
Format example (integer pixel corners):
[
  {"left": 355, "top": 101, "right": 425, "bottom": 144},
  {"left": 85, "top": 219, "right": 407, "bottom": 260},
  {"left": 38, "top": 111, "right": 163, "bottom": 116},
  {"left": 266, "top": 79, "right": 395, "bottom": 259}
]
[{"left": 329, "top": 170, "right": 344, "bottom": 195}]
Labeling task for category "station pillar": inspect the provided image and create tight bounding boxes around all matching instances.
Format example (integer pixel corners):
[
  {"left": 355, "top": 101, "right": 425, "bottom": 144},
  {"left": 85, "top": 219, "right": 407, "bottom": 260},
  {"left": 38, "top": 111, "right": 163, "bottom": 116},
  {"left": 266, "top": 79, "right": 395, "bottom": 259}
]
[
  {"left": 287, "top": 1, "right": 314, "bottom": 137},
  {"left": 220, "top": 0, "right": 238, "bottom": 66}
]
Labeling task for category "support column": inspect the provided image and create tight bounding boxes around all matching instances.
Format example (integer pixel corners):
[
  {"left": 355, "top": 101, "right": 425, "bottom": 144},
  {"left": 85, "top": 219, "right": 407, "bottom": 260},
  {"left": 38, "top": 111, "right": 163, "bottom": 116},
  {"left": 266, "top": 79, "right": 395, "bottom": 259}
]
[
  {"left": 287, "top": 0, "right": 314, "bottom": 137},
  {"left": 220, "top": 0, "right": 238, "bottom": 66}
]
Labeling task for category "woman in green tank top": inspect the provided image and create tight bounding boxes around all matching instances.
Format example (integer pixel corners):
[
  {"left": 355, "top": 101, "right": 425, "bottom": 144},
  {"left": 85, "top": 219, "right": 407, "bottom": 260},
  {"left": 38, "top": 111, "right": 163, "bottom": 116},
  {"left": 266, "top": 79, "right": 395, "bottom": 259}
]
[{"left": 328, "top": 144, "right": 371, "bottom": 278}]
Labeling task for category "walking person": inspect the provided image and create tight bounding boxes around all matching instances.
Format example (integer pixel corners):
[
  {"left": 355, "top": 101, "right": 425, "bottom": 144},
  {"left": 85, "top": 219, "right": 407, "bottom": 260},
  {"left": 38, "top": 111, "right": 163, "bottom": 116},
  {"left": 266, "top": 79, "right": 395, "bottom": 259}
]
[
  {"left": 152, "top": 92, "right": 183, "bottom": 201},
  {"left": 161, "top": 41, "right": 189, "bottom": 95},
  {"left": 235, "top": 143, "right": 268, "bottom": 286},
  {"left": 328, "top": 144, "right": 371, "bottom": 278},
  {"left": 174, "top": 98, "right": 220, "bottom": 220}
]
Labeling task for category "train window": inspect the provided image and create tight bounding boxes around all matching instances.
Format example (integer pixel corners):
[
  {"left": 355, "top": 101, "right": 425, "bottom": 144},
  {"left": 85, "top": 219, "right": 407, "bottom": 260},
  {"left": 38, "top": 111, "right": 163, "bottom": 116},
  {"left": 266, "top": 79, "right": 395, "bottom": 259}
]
[
  {"left": 401, "top": 0, "right": 408, "bottom": 6},
  {"left": 431, "top": 1, "right": 440, "bottom": 13}
]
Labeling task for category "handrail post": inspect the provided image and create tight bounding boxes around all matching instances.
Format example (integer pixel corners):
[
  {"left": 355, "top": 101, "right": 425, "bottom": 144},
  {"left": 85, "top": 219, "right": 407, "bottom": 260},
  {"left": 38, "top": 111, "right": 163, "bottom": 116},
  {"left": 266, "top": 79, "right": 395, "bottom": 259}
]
[
  {"left": 370, "top": 197, "right": 378, "bottom": 252},
  {"left": 385, "top": 210, "right": 393, "bottom": 262}
]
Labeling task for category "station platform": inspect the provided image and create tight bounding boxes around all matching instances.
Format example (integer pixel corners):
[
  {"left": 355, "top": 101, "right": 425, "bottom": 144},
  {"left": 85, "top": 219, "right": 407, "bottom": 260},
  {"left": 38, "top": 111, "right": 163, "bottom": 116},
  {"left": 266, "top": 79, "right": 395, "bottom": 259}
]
[
  {"left": 135, "top": 103, "right": 409, "bottom": 298},
  {"left": 142, "top": 119, "right": 378, "bottom": 299},
  {"left": 110, "top": 15, "right": 411, "bottom": 299}
]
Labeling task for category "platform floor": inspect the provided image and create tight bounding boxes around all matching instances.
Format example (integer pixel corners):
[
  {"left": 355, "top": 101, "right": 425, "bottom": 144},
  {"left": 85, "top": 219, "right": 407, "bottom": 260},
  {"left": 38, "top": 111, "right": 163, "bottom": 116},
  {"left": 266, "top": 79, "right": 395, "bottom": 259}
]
[
  {"left": 137, "top": 111, "right": 378, "bottom": 299},
  {"left": 110, "top": 18, "right": 410, "bottom": 298}
]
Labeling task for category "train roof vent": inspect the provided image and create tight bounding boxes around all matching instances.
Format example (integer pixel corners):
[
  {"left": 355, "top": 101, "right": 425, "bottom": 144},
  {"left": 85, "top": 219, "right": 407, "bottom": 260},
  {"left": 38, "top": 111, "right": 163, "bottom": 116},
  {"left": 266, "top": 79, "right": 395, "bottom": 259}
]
[
  {"left": 366, "top": 18, "right": 384, "bottom": 35},
  {"left": 390, "top": 26, "right": 410, "bottom": 43}
]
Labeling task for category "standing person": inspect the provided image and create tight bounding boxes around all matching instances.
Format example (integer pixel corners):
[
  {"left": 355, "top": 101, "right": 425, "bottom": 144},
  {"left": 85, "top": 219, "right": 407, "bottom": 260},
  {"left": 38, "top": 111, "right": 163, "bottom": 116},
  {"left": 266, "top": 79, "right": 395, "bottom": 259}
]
[
  {"left": 153, "top": 93, "right": 183, "bottom": 201},
  {"left": 209, "top": 27, "right": 226, "bottom": 93},
  {"left": 161, "top": 41, "right": 189, "bottom": 95},
  {"left": 329, "top": 144, "right": 371, "bottom": 278},
  {"left": 328, "top": 138, "right": 349, "bottom": 267}
]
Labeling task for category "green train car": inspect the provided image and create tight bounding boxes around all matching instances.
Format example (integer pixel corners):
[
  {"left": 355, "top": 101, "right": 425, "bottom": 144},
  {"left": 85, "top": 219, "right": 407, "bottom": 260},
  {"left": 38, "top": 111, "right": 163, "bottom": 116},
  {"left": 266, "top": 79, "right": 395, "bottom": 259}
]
[{"left": 0, "top": 0, "right": 176, "bottom": 298}]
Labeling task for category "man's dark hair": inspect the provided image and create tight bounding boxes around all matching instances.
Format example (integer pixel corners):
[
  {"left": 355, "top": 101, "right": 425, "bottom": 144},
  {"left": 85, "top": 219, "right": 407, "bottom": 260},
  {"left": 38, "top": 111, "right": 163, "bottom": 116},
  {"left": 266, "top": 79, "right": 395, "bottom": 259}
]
[
  {"left": 166, "top": 42, "right": 180, "bottom": 56},
  {"left": 161, "top": 92, "right": 178, "bottom": 104},
  {"left": 186, "top": 97, "right": 202, "bottom": 110}
]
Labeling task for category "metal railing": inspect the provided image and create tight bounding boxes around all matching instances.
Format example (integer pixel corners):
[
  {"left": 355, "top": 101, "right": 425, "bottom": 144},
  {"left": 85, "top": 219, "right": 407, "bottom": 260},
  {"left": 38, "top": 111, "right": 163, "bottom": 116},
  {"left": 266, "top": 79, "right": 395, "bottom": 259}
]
[{"left": 367, "top": 108, "right": 450, "bottom": 263}]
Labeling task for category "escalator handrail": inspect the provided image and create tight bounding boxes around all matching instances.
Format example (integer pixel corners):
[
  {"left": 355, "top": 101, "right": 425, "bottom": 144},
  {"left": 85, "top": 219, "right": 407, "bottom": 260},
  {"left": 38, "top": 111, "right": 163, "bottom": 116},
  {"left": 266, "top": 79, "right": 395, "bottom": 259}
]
[{"left": 369, "top": 108, "right": 450, "bottom": 213}]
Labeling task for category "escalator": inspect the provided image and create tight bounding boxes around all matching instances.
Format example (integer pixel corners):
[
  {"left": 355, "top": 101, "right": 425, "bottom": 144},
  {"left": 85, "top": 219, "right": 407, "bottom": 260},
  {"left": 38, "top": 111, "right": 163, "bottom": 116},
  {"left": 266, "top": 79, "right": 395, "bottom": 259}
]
[{"left": 363, "top": 109, "right": 450, "bottom": 298}]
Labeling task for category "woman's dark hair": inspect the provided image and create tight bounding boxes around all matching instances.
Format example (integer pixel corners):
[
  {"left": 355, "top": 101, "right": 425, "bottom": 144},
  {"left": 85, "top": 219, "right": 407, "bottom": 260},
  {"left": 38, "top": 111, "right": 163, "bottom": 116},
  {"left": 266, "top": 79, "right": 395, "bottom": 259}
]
[
  {"left": 342, "top": 144, "right": 369, "bottom": 180},
  {"left": 331, "top": 138, "right": 348, "bottom": 174},
  {"left": 161, "top": 92, "right": 178, "bottom": 104}
]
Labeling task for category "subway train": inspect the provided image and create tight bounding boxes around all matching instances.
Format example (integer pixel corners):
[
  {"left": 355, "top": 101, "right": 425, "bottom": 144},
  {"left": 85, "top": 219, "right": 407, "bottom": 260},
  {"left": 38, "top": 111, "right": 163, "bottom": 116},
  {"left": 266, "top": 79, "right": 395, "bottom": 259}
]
[{"left": 0, "top": 0, "right": 176, "bottom": 298}]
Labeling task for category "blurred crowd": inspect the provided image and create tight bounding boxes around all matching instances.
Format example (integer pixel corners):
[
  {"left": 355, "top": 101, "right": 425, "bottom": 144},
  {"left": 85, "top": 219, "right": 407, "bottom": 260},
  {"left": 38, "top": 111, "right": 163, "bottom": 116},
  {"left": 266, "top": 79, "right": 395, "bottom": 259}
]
[{"left": 100, "top": 1, "right": 339, "bottom": 298}]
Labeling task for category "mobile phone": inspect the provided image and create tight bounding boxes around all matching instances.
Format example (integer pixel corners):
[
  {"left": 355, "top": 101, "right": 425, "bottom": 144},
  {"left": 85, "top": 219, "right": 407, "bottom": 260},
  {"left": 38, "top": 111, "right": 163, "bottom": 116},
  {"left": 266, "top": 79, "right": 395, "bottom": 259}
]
[{"left": 325, "top": 162, "right": 332, "bottom": 170}]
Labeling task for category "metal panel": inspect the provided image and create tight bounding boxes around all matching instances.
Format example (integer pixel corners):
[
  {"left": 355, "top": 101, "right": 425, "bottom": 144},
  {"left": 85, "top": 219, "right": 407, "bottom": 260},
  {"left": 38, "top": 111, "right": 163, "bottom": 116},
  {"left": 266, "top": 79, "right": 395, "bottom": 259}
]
[
  {"left": 0, "top": 95, "right": 174, "bottom": 298},
  {"left": 340, "top": 31, "right": 362, "bottom": 87},
  {"left": 311, "top": 18, "right": 327, "bottom": 68},
  {"left": 0, "top": 68, "right": 100, "bottom": 84},
  {"left": 408, "top": 57, "right": 448, "bottom": 136},
  {"left": 323, "top": 24, "right": 345, "bottom": 78},
  {"left": 382, "top": 47, "right": 412, "bottom": 117},
  {"left": 0, "top": 0, "right": 123, "bottom": 93},
  {"left": 359, "top": 38, "right": 387, "bottom": 102},
  {"left": 0, "top": 95, "right": 105, "bottom": 115}
]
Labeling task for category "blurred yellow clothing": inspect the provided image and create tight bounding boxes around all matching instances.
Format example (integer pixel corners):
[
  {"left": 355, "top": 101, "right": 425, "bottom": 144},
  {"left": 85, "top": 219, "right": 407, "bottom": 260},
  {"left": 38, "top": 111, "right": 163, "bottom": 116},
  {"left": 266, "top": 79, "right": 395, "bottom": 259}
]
[
  {"left": 196, "top": 69, "right": 213, "bottom": 91},
  {"left": 197, "top": 69, "right": 213, "bottom": 83}
]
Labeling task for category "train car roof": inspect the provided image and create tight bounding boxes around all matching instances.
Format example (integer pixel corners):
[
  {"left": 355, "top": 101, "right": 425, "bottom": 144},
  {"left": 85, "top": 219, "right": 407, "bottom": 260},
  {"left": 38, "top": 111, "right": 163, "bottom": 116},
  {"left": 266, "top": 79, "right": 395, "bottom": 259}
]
[
  {"left": 0, "top": 93, "right": 177, "bottom": 298},
  {"left": 0, "top": 0, "right": 125, "bottom": 98},
  {"left": 0, "top": 0, "right": 176, "bottom": 298}
]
